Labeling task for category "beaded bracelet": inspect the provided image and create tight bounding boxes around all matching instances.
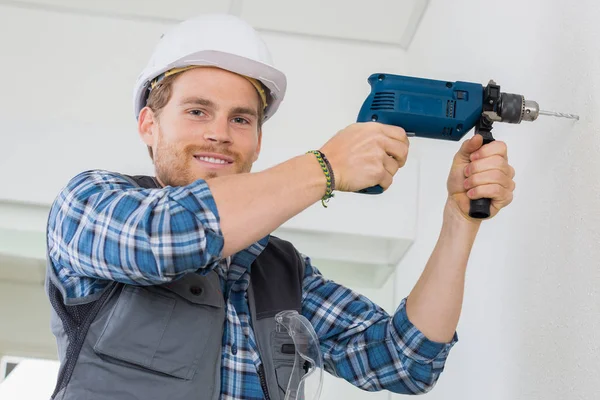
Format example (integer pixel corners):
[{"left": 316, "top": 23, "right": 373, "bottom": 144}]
[{"left": 307, "top": 150, "right": 335, "bottom": 207}]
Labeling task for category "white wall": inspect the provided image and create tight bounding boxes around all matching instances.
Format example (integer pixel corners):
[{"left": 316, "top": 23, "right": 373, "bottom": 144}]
[
  {"left": 0, "top": 280, "right": 57, "bottom": 361},
  {"left": 393, "top": 1, "right": 600, "bottom": 399}
]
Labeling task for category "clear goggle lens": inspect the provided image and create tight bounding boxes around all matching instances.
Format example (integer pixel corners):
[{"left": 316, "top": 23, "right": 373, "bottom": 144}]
[{"left": 275, "top": 310, "right": 323, "bottom": 400}]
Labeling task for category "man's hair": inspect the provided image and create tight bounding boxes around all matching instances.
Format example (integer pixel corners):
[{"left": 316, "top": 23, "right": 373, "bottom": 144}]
[{"left": 145, "top": 73, "right": 266, "bottom": 160}]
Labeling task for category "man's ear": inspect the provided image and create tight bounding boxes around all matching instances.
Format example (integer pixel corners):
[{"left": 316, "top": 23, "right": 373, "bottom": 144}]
[{"left": 138, "top": 106, "right": 156, "bottom": 147}]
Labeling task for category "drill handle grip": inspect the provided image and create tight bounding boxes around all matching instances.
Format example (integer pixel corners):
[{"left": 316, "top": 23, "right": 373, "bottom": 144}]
[
  {"left": 469, "top": 130, "right": 495, "bottom": 219},
  {"left": 356, "top": 184, "right": 384, "bottom": 195}
]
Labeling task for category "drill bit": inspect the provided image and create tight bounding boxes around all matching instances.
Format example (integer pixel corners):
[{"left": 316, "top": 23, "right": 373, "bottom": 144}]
[{"left": 538, "top": 109, "right": 580, "bottom": 121}]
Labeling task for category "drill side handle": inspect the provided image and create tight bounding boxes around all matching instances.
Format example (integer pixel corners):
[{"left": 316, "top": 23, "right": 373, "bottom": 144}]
[
  {"left": 468, "top": 80, "right": 502, "bottom": 219},
  {"left": 469, "top": 127, "right": 495, "bottom": 218}
]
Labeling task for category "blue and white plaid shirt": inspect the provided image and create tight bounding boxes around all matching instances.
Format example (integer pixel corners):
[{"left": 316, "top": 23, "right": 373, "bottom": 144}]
[{"left": 47, "top": 170, "right": 458, "bottom": 399}]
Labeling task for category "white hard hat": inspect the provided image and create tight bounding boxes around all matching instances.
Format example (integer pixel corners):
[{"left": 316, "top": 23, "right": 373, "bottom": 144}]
[{"left": 133, "top": 13, "right": 287, "bottom": 121}]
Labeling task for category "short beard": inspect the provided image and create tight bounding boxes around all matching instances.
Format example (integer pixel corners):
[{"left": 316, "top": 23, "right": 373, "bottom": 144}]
[{"left": 153, "top": 127, "right": 254, "bottom": 187}]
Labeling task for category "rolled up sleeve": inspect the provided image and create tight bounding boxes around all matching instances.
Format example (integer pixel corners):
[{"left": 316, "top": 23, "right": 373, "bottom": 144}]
[{"left": 301, "top": 254, "right": 458, "bottom": 395}]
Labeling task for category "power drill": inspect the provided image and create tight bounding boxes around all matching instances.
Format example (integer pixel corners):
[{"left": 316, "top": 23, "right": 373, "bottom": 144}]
[{"left": 356, "top": 73, "right": 579, "bottom": 219}]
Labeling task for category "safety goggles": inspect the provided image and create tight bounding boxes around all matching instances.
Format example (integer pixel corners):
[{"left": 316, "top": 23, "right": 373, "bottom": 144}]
[{"left": 275, "top": 310, "right": 323, "bottom": 400}]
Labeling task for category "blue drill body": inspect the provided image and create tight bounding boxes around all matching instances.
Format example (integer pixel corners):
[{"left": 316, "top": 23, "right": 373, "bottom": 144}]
[{"left": 357, "top": 74, "right": 485, "bottom": 141}]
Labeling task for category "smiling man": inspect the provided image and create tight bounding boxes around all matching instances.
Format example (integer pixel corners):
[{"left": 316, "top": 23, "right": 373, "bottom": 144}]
[
  {"left": 144, "top": 67, "right": 264, "bottom": 185},
  {"left": 44, "top": 13, "right": 516, "bottom": 400}
]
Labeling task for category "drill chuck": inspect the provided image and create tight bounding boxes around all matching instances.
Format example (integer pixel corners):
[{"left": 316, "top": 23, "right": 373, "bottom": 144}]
[
  {"left": 522, "top": 100, "right": 540, "bottom": 121},
  {"left": 498, "top": 93, "right": 540, "bottom": 123}
]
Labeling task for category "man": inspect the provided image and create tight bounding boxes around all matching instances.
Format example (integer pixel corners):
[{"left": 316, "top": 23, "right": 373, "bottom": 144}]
[{"left": 45, "top": 13, "right": 516, "bottom": 400}]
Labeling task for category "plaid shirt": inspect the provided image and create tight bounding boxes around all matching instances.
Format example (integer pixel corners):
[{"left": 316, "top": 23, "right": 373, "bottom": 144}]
[{"left": 47, "top": 170, "right": 458, "bottom": 399}]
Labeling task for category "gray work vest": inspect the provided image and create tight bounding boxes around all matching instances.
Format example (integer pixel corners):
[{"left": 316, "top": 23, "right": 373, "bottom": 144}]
[{"left": 45, "top": 174, "right": 306, "bottom": 400}]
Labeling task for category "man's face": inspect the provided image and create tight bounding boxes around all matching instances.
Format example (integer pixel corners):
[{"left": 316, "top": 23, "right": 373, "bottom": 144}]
[{"left": 139, "top": 67, "right": 263, "bottom": 187}]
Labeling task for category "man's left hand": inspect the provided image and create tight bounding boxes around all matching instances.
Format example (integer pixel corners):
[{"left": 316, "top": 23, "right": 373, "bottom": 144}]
[{"left": 446, "top": 134, "right": 516, "bottom": 222}]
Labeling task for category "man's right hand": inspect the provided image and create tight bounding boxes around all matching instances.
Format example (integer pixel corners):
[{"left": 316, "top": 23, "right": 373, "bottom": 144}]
[{"left": 319, "top": 122, "right": 410, "bottom": 193}]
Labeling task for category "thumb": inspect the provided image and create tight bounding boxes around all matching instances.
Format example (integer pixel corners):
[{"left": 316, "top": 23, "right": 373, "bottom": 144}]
[{"left": 455, "top": 134, "right": 483, "bottom": 162}]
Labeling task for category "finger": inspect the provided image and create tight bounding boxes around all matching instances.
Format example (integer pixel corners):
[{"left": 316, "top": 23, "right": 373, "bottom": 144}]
[
  {"left": 470, "top": 140, "right": 508, "bottom": 162},
  {"left": 467, "top": 183, "right": 512, "bottom": 204},
  {"left": 379, "top": 170, "right": 394, "bottom": 191},
  {"left": 374, "top": 123, "right": 409, "bottom": 146},
  {"left": 383, "top": 155, "right": 399, "bottom": 176},
  {"left": 454, "top": 134, "right": 484, "bottom": 162},
  {"left": 464, "top": 169, "right": 515, "bottom": 191},
  {"left": 383, "top": 137, "right": 408, "bottom": 168},
  {"left": 465, "top": 155, "right": 512, "bottom": 177}
]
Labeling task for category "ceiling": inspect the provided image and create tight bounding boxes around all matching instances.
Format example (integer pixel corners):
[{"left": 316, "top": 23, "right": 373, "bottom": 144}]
[{"left": 0, "top": 0, "right": 430, "bottom": 48}]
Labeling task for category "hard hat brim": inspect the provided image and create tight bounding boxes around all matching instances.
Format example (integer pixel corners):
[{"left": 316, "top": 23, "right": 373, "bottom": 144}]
[{"left": 133, "top": 50, "right": 287, "bottom": 122}]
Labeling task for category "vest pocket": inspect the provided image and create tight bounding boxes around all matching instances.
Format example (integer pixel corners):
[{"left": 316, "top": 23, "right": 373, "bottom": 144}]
[
  {"left": 271, "top": 330, "right": 301, "bottom": 397},
  {"left": 274, "top": 362, "right": 294, "bottom": 396},
  {"left": 93, "top": 277, "right": 224, "bottom": 381}
]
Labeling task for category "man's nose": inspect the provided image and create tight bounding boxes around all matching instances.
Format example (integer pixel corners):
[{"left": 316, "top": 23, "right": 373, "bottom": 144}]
[{"left": 203, "top": 117, "right": 233, "bottom": 144}]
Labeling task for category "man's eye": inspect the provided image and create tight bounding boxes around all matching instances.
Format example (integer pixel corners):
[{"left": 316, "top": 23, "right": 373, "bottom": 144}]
[
  {"left": 232, "top": 117, "right": 249, "bottom": 124},
  {"left": 189, "top": 110, "right": 204, "bottom": 116}
]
